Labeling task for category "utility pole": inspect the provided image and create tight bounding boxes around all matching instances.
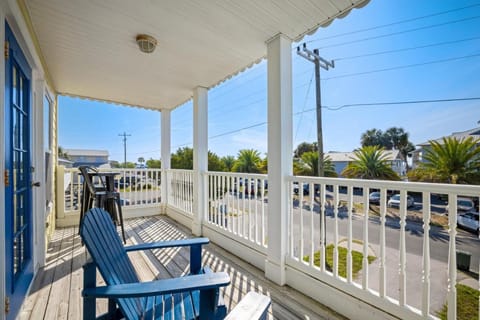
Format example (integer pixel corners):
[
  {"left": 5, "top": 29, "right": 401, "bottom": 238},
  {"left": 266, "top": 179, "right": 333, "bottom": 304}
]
[
  {"left": 297, "top": 43, "right": 334, "bottom": 177},
  {"left": 118, "top": 132, "right": 131, "bottom": 168}
]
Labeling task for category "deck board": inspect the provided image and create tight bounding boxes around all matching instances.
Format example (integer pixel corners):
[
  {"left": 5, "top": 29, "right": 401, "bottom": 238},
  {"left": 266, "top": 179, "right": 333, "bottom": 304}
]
[{"left": 21, "top": 215, "right": 346, "bottom": 320}]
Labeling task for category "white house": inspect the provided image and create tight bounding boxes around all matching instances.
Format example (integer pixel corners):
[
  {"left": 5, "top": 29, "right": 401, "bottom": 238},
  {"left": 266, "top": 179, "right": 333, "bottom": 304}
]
[
  {"left": 64, "top": 149, "right": 109, "bottom": 168},
  {"left": 327, "top": 150, "right": 407, "bottom": 177},
  {"left": 412, "top": 127, "right": 480, "bottom": 169}
]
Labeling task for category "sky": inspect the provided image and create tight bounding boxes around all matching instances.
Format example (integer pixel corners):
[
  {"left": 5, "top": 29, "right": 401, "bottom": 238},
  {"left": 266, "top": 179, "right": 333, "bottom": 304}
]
[{"left": 58, "top": 0, "right": 480, "bottom": 163}]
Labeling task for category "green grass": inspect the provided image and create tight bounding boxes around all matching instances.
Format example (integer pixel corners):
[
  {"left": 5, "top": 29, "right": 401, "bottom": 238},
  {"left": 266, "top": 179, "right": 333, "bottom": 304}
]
[
  {"left": 438, "top": 284, "right": 479, "bottom": 320},
  {"left": 303, "top": 244, "right": 376, "bottom": 279}
]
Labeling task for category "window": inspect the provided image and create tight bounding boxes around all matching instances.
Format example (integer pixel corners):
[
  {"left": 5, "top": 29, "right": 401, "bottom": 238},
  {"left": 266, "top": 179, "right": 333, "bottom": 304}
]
[{"left": 44, "top": 94, "right": 54, "bottom": 213}]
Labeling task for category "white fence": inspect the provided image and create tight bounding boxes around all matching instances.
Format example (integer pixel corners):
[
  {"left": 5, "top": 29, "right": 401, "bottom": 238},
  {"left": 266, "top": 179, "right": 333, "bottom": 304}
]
[
  {"left": 205, "top": 172, "right": 268, "bottom": 252},
  {"left": 286, "top": 176, "right": 480, "bottom": 320},
  {"left": 166, "top": 169, "right": 194, "bottom": 216}
]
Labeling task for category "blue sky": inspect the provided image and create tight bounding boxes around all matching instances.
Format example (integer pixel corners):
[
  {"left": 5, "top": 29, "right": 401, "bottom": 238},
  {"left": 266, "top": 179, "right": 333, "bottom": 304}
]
[{"left": 58, "top": 0, "right": 480, "bottom": 163}]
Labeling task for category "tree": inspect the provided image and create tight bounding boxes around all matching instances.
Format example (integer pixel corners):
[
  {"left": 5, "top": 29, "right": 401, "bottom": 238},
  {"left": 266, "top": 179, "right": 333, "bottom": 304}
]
[
  {"left": 361, "top": 127, "right": 415, "bottom": 171},
  {"left": 121, "top": 162, "right": 136, "bottom": 169},
  {"left": 341, "top": 146, "right": 401, "bottom": 180},
  {"left": 294, "top": 142, "right": 317, "bottom": 158},
  {"left": 360, "top": 129, "right": 388, "bottom": 148},
  {"left": 208, "top": 151, "right": 226, "bottom": 172},
  {"left": 171, "top": 147, "right": 194, "bottom": 169},
  {"left": 409, "top": 137, "right": 480, "bottom": 184},
  {"left": 232, "top": 149, "right": 262, "bottom": 173},
  {"left": 146, "top": 158, "right": 161, "bottom": 168},
  {"left": 385, "top": 127, "right": 415, "bottom": 168},
  {"left": 110, "top": 160, "right": 121, "bottom": 168},
  {"left": 297, "top": 151, "right": 337, "bottom": 177},
  {"left": 58, "top": 146, "right": 70, "bottom": 159},
  {"left": 221, "top": 156, "right": 236, "bottom": 172}
]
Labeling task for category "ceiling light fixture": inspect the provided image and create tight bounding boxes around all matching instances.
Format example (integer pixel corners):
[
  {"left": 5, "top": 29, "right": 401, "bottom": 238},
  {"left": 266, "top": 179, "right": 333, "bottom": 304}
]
[{"left": 136, "top": 34, "right": 157, "bottom": 53}]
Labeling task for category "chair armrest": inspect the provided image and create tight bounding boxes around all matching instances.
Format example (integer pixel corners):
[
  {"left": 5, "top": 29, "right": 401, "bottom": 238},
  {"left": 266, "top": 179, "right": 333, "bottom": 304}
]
[
  {"left": 83, "top": 272, "right": 230, "bottom": 299},
  {"left": 125, "top": 237, "right": 209, "bottom": 275},
  {"left": 124, "top": 237, "right": 209, "bottom": 252},
  {"left": 225, "top": 292, "right": 271, "bottom": 320}
]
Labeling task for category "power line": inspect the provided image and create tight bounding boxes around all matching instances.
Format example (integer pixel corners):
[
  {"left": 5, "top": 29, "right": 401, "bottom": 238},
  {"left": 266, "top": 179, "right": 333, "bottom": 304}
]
[
  {"left": 323, "top": 53, "right": 480, "bottom": 80},
  {"left": 317, "top": 15, "right": 480, "bottom": 50},
  {"left": 305, "top": 3, "right": 480, "bottom": 43},
  {"left": 294, "top": 70, "right": 314, "bottom": 143},
  {"left": 147, "top": 97, "right": 480, "bottom": 152},
  {"left": 334, "top": 36, "right": 480, "bottom": 61},
  {"left": 293, "top": 97, "right": 480, "bottom": 114}
]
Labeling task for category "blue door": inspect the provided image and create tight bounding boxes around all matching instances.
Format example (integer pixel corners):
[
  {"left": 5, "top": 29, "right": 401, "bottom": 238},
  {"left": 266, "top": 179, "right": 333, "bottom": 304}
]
[{"left": 4, "top": 22, "right": 33, "bottom": 320}]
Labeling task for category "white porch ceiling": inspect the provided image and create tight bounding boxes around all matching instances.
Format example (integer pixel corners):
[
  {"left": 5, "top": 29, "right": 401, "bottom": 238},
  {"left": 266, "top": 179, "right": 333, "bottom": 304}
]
[{"left": 24, "top": 0, "right": 369, "bottom": 110}]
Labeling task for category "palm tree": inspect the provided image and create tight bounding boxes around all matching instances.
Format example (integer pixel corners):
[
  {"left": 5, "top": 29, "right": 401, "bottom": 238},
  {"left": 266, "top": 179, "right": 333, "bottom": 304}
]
[
  {"left": 232, "top": 149, "right": 262, "bottom": 173},
  {"left": 360, "top": 129, "right": 389, "bottom": 148},
  {"left": 385, "top": 127, "right": 415, "bottom": 170},
  {"left": 221, "top": 155, "right": 236, "bottom": 172},
  {"left": 341, "top": 146, "right": 401, "bottom": 180},
  {"left": 415, "top": 137, "right": 480, "bottom": 184},
  {"left": 298, "top": 151, "right": 337, "bottom": 177}
]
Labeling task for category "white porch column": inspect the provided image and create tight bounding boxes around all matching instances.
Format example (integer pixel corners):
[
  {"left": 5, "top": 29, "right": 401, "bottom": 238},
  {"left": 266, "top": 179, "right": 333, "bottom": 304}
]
[
  {"left": 160, "top": 109, "right": 171, "bottom": 213},
  {"left": 265, "top": 33, "right": 292, "bottom": 286},
  {"left": 192, "top": 87, "right": 208, "bottom": 236}
]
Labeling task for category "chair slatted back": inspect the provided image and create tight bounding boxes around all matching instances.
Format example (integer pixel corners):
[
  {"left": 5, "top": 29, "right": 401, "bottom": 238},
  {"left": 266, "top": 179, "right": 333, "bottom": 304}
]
[
  {"left": 78, "top": 166, "right": 98, "bottom": 195},
  {"left": 80, "top": 208, "right": 145, "bottom": 318}
]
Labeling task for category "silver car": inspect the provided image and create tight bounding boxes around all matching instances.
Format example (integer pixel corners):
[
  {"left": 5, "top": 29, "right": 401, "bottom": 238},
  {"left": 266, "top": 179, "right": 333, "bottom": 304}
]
[
  {"left": 457, "top": 211, "right": 479, "bottom": 233},
  {"left": 387, "top": 194, "right": 415, "bottom": 208}
]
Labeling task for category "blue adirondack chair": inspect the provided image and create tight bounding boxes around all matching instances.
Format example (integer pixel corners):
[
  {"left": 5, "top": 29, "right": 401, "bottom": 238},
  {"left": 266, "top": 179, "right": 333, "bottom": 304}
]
[{"left": 80, "top": 207, "right": 231, "bottom": 320}]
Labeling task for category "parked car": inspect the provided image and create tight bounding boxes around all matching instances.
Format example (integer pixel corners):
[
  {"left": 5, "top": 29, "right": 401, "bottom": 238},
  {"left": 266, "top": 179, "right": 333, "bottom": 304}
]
[
  {"left": 369, "top": 192, "right": 381, "bottom": 205},
  {"left": 457, "top": 211, "right": 479, "bottom": 233},
  {"left": 446, "top": 197, "right": 475, "bottom": 215},
  {"left": 387, "top": 194, "right": 415, "bottom": 208}
]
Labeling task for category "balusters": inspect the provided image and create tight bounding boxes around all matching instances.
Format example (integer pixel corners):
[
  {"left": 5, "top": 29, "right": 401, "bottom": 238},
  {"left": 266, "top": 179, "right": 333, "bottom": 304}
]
[
  {"left": 347, "top": 185, "right": 353, "bottom": 283},
  {"left": 320, "top": 184, "right": 326, "bottom": 272},
  {"left": 254, "top": 178, "right": 259, "bottom": 243},
  {"left": 310, "top": 182, "right": 315, "bottom": 268},
  {"left": 333, "top": 185, "right": 339, "bottom": 278},
  {"left": 399, "top": 189, "right": 407, "bottom": 306},
  {"left": 447, "top": 193, "right": 457, "bottom": 320},
  {"left": 379, "top": 188, "right": 387, "bottom": 297},
  {"left": 248, "top": 178, "right": 252, "bottom": 240},
  {"left": 421, "top": 192, "right": 431, "bottom": 317},
  {"left": 299, "top": 183, "right": 305, "bottom": 263},
  {"left": 362, "top": 187, "right": 369, "bottom": 289},
  {"left": 290, "top": 181, "right": 295, "bottom": 260},
  {"left": 261, "top": 178, "right": 266, "bottom": 247}
]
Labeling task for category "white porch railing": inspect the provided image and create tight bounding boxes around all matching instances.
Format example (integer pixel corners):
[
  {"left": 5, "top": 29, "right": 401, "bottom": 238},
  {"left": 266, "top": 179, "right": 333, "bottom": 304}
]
[
  {"left": 56, "top": 166, "right": 162, "bottom": 226},
  {"left": 56, "top": 166, "right": 479, "bottom": 319},
  {"left": 204, "top": 172, "right": 268, "bottom": 253},
  {"left": 165, "top": 170, "right": 479, "bottom": 320},
  {"left": 286, "top": 176, "right": 480, "bottom": 320},
  {"left": 166, "top": 169, "right": 194, "bottom": 216}
]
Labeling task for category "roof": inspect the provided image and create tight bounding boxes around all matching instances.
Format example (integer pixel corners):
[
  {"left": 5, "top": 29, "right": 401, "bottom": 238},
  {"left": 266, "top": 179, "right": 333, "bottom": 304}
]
[
  {"left": 326, "top": 150, "right": 401, "bottom": 162},
  {"left": 22, "top": 0, "right": 369, "bottom": 111},
  {"left": 65, "top": 149, "right": 109, "bottom": 157},
  {"left": 417, "top": 127, "right": 480, "bottom": 147}
]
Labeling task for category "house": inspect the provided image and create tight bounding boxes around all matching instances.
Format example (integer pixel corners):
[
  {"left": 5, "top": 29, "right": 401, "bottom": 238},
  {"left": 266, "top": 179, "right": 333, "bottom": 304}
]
[
  {"left": 412, "top": 127, "right": 480, "bottom": 169},
  {"left": 327, "top": 150, "right": 407, "bottom": 177},
  {"left": 64, "top": 148, "right": 109, "bottom": 168},
  {"left": 1, "top": 1, "right": 475, "bottom": 320}
]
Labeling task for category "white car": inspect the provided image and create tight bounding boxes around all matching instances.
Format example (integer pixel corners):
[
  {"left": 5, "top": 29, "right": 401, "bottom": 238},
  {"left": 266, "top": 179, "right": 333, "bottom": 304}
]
[
  {"left": 387, "top": 194, "right": 415, "bottom": 208},
  {"left": 457, "top": 211, "right": 479, "bottom": 233},
  {"left": 446, "top": 197, "right": 475, "bottom": 215}
]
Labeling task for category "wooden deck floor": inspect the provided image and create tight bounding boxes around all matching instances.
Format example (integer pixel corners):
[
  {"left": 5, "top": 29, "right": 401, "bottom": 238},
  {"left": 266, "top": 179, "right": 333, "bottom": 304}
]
[{"left": 19, "top": 215, "right": 345, "bottom": 320}]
